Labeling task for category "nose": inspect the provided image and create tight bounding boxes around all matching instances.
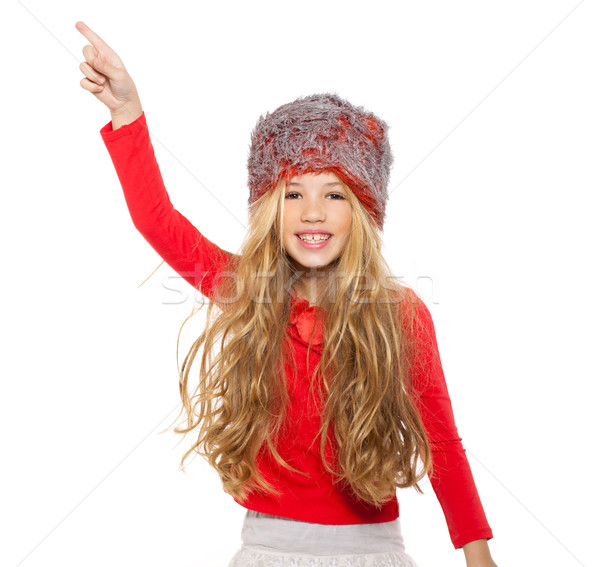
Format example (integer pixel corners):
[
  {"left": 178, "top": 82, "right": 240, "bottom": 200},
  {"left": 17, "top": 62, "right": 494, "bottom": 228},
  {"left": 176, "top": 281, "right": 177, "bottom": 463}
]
[{"left": 300, "top": 195, "right": 326, "bottom": 222}]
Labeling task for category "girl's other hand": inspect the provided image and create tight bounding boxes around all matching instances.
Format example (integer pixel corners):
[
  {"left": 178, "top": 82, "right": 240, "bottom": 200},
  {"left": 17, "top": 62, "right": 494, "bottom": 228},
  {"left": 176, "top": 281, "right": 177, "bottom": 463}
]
[{"left": 75, "top": 21, "right": 143, "bottom": 125}]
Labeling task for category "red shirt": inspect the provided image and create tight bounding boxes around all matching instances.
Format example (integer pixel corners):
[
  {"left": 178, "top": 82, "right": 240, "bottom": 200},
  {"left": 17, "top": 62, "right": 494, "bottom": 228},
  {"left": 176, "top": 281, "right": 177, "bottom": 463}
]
[{"left": 100, "top": 111, "right": 493, "bottom": 549}]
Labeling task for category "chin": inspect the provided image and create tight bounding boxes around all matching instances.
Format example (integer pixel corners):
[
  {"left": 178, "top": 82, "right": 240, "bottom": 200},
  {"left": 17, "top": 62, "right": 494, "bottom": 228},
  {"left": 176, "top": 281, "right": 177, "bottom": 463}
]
[{"left": 295, "top": 256, "right": 339, "bottom": 271}]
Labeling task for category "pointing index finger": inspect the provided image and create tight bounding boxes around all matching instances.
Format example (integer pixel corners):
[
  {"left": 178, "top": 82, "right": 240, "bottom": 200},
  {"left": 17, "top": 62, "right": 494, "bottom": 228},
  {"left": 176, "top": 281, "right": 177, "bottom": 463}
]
[{"left": 75, "top": 21, "right": 111, "bottom": 52}]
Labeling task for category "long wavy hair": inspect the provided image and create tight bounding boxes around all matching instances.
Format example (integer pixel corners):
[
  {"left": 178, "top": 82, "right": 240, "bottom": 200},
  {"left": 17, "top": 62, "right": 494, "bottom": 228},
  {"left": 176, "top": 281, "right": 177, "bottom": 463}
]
[{"left": 173, "top": 176, "right": 433, "bottom": 507}]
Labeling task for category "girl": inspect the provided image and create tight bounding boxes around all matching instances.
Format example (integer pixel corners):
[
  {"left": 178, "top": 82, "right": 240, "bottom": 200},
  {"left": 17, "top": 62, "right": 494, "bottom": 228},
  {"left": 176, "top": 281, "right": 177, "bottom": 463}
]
[{"left": 76, "top": 21, "right": 497, "bottom": 567}]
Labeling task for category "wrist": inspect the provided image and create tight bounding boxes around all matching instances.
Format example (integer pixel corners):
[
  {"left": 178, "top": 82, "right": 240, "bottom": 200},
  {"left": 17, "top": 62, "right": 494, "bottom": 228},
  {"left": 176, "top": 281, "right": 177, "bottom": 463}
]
[
  {"left": 462, "top": 539, "right": 497, "bottom": 567},
  {"left": 110, "top": 100, "right": 143, "bottom": 130}
]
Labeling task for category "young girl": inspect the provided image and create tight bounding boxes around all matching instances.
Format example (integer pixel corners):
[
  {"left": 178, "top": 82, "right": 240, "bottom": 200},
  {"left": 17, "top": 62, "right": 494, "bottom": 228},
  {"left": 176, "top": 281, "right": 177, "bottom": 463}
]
[{"left": 76, "top": 21, "right": 497, "bottom": 567}]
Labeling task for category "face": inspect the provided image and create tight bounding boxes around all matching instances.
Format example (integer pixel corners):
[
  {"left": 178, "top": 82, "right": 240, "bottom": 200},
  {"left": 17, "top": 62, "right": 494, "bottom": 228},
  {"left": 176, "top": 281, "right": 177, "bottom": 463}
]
[{"left": 282, "top": 171, "right": 353, "bottom": 274}]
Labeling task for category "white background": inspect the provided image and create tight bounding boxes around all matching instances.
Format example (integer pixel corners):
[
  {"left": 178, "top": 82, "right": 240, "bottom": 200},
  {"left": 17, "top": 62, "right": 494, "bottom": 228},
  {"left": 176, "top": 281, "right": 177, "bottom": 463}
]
[{"left": 1, "top": 1, "right": 597, "bottom": 566}]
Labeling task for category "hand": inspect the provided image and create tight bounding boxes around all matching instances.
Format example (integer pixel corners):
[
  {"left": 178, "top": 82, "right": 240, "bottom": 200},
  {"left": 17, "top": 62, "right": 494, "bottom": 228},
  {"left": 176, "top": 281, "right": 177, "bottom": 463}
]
[{"left": 75, "top": 21, "right": 143, "bottom": 121}]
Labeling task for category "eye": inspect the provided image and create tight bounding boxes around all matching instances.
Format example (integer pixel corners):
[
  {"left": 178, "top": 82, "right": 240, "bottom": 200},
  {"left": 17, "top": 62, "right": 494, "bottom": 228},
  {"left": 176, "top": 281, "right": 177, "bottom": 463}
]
[
  {"left": 285, "top": 192, "right": 300, "bottom": 199},
  {"left": 328, "top": 193, "right": 346, "bottom": 200}
]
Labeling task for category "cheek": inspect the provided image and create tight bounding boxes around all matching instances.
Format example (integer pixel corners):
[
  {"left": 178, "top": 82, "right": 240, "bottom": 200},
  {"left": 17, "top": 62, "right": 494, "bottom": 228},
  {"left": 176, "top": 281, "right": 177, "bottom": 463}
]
[
  {"left": 282, "top": 204, "right": 296, "bottom": 230},
  {"left": 281, "top": 211, "right": 296, "bottom": 247},
  {"left": 340, "top": 206, "right": 353, "bottom": 234},
  {"left": 281, "top": 211, "right": 291, "bottom": 237},
  {"left": 334, "top": 218, "right": 352, "bottom": 249}
]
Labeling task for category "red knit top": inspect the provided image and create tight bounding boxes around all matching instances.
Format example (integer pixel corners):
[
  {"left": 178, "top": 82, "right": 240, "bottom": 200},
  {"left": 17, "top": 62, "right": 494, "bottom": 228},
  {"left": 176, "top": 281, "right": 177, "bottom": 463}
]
[{"left": 100, "top": 111, "right": 493, "bottom": 549}]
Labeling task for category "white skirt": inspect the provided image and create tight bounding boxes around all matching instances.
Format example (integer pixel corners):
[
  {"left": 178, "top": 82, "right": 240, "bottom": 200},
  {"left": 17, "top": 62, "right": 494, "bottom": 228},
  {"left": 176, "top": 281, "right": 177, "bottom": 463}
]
[{"left": 228, "top": 511, "right": 420, "bottom": 567}]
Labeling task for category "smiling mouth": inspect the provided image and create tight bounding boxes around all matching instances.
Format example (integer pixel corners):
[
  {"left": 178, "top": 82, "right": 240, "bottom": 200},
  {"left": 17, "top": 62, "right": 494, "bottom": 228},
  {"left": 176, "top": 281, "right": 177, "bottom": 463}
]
[{"left": 296, "top": 234, "right": 332, "bottom": 243}]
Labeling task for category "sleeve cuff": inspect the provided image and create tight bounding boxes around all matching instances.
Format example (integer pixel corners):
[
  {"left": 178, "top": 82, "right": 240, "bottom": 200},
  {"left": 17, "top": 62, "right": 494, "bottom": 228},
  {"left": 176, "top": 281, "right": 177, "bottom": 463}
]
[
  {"left": 453, "top": 528, "right": 494, "bottom": 550},
  {"left": 100, "top": 111, "right": 147, "bottom": 141}
]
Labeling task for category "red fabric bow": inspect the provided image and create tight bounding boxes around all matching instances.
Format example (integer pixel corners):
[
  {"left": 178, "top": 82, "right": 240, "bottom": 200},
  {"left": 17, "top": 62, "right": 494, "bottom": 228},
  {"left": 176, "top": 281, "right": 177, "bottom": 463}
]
[{"left": 289, "top": 293, "right": 324, "bottom": 348}]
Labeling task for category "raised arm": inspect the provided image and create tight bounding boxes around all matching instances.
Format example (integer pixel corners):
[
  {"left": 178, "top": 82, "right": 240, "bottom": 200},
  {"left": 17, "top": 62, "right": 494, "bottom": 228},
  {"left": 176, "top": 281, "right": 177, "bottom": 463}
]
[
  {"left": 99, "top": 112, "right": 237, "bottom": 299},
  {"left": 407, "top": 292, "right": 495, "bottom": 562},
  {"left": 77, "top": 21, "right": 238, "bottom": 302}
]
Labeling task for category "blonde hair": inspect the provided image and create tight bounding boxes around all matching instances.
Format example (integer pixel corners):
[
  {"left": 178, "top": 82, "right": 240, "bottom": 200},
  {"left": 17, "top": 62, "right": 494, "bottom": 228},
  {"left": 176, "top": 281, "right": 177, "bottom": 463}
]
[{"left": 174, "top": 177, "right": 432, "bottom": 507}]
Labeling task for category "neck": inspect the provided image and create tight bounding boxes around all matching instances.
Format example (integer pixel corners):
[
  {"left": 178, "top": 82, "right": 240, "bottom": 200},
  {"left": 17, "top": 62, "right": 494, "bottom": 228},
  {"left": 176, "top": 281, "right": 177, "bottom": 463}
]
[{"left": 292, "top": 267, "right": 331, "bottom": 308}]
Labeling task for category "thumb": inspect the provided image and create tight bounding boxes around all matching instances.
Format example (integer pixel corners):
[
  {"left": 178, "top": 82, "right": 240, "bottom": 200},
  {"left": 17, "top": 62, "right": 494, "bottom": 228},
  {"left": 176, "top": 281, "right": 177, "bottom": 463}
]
[
  {"left": 92, "top": 50, "right": 125, "bottom": 80},
  {"left": 94, "top": 53, "right": 108, "bottom": 73}
]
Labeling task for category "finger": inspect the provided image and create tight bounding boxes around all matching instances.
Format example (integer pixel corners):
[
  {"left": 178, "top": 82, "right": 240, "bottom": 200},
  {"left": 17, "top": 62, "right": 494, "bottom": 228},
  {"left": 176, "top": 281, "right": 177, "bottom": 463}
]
[
  {"left": 80, "top": 76, "right": 104, "bottom": 94},
  {"left": 75, "top": 21, "right": 113, "bottom": 54},
  {"left": 82, "top": 39, "right": 123, "bottom": 79},
  {"left": 82, "top": 44, "right": 115, "bottom": 78},
  {"left": 82, "top": 44, "right": 99, "bottom": 66},
  {"left": 79, "top": 61, "right": 105, "bottom": 84}
]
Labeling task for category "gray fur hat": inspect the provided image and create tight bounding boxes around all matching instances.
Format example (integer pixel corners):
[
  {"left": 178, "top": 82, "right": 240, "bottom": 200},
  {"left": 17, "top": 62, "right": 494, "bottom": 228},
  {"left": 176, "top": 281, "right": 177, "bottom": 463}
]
[{"left": 247, "top": 93, "right": 393, "bottom": 230}]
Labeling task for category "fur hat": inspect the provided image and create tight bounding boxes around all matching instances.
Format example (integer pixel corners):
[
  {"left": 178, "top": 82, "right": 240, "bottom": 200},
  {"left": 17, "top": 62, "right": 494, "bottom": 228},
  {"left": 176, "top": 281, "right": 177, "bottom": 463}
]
[{"left": 247, "top": 93, "right": 393, "bottom": 230}]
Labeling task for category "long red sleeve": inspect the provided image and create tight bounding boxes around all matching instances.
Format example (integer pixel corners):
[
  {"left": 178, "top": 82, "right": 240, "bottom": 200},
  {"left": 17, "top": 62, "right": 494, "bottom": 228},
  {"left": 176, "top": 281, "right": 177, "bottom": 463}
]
[
  {"left": 408, "top": 296, "right": 493, "bottom": 548},
  {"left": 100, "top": 111, "right": 237, "bottom": 299},
  {"left": 100, "top": 111, "right": 493, "bottom": 549}
]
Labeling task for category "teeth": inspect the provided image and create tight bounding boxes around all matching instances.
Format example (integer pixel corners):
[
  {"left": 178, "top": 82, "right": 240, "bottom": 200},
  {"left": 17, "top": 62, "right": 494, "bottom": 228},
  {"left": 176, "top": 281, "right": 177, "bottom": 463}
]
[{"left": 299, "top": 234, "right": 330, "bottom": 243}]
